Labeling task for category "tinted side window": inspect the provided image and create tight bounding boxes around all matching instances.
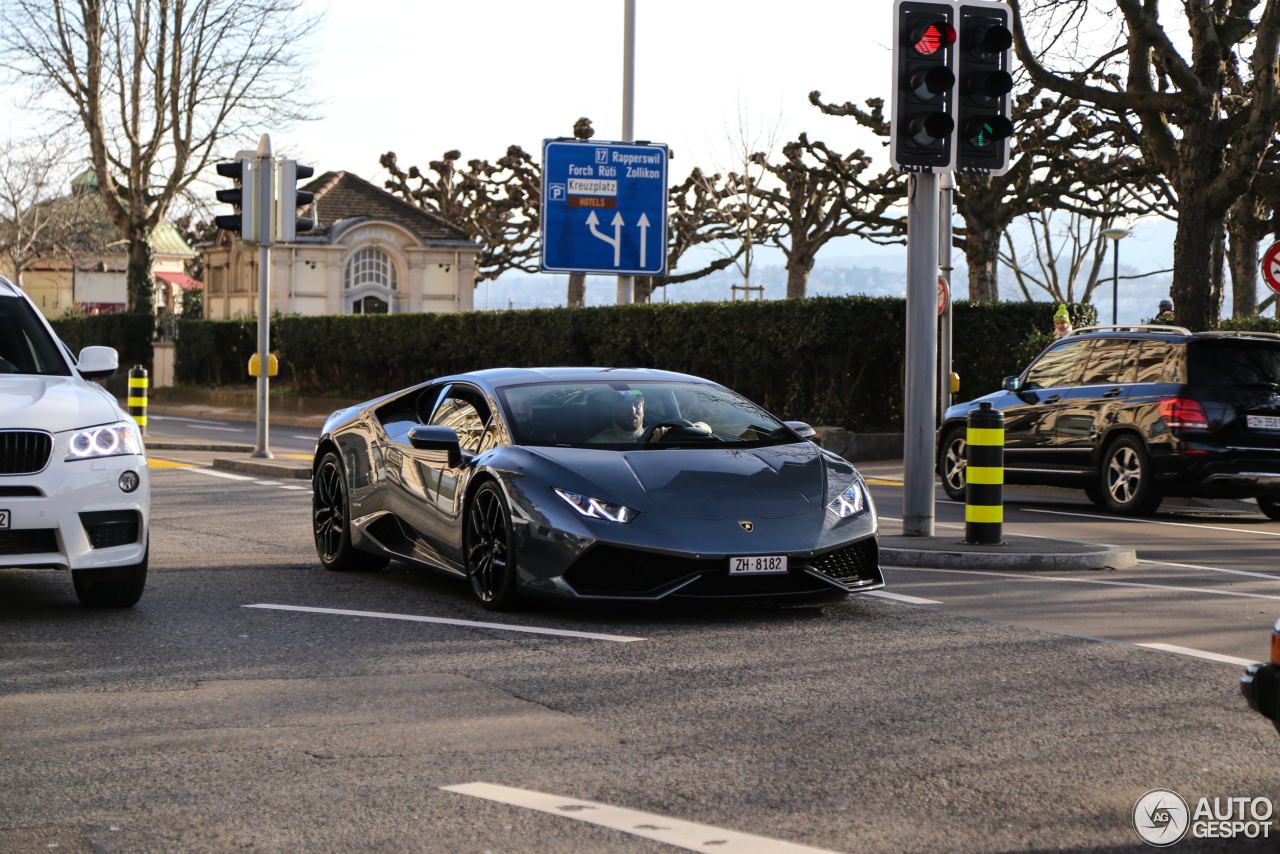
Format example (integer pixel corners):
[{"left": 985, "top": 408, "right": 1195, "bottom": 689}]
[
  {"left": 376, "top": 384, "right": 443, "bottom": 443},
  {"left": 1132, "top": 341, "right": 1172, "bottom": 383},
  {"left": 1078, "top": 339, "right": 1133, "bottom": 386},
  {"left": 1023, "top": 340, "right": 1090, "bottom": 390},
  {"left": 429, "top": 385, "right": 493, "bottom": 455}
]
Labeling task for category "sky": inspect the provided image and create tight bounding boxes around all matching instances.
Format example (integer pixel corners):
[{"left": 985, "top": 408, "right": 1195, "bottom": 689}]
[{"left": 1, "top": 0, "right": 1191, "bottom": 314}]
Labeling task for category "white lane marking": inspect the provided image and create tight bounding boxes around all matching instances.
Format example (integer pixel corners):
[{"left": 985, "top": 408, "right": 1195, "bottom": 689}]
[
  {"left": 190, "top": 424, "right": 248, "bottom": 433},
  {"left": 883, "top": 566, "right": 1280, "bottom": 602},
  {"left": 1137, "top": 558, "right": 1280, "bottom": 582},
  {"left": 279, "top": 485, "right": 309, "bottom": 491},
  {"left": 1136, "top": 643, "right": 1260, "bottom": 667},
  {"left": 1017, "top": 507, "right": 1280, "bottom": 537},
  {"left": 182, "top": 467, "right": 255, "bottom": 481},
  {"left": 149, "top": 415, "right": 231, "bottom": 424},
  {"left": 442, "top": 782, "right": 844, "bottom": 854},
  {"left": 862, "top": 590, "right": 942, "bottom": 605},
  {"left": 292, "top": 434, "right": 317, "bottom": 440},
  {"left": 243, "top": 604, "right": 646, "bottom": 642},
  {"left": 254, "top": 480, "right": 283, "bottom": 485}
]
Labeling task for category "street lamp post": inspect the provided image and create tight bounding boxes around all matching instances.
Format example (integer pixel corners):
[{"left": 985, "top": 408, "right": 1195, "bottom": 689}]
[{"left": 1100, "top": 226, "right": 1133, "bottom": 325}]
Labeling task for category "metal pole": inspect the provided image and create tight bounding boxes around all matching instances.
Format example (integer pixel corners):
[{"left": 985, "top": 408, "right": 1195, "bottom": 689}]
[
  {"left": 904, "top": 172, "right": 940, "bottom": 537},
  {"left": 617, "top": 0, "right": 636, "bottom": 306},
  {"left": 252, "top": 134, "right": 274, "bottom": 459},
  {"left": 939, "top": 173, "right": 954, "bottom": 425},
  {"left": 1111, "top": 241, "right": 1119, "bottom": 326}
]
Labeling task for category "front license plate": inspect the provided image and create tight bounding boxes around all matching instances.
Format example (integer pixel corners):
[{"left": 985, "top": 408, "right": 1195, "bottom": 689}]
[
  {"left": 1247, "top": 415, "right": 1280, "bottom": 431},
  {"left": 0, "top": 510, "right": 8, "bottom": 530},
  {"left": 729, "top": 555, "right": 788, "bottom": 575}
]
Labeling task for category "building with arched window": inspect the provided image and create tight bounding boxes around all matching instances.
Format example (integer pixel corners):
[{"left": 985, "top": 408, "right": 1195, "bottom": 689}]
[{"left": 200, "top": 170, "right": 478, "bottom": 319}]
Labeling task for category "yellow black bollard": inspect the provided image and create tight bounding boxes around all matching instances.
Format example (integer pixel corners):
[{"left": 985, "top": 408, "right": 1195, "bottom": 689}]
[
  {"left": 964, "top": 401, "right": 1003, "bottom": 545},
  {"left": 128, "top": 365, "right": 148, "bottom": 436}
]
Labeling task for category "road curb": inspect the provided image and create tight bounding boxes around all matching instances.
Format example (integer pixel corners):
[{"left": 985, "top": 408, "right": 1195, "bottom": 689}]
[
  {"left": 879, "top": 535, "right": 1137, "bottom": 572},
  {"left": 212, "top": 458, "right": 312, "bottom": 480},
  {"left": 145, "top": 441, "right": 255, "bottom": 452}
]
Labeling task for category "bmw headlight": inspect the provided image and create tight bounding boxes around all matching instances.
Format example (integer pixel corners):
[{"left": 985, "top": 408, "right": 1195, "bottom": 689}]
[
  {"left": 554, "top": 488, "right": 639, "bottom": 523},
  {"left": 65, "top": 421, "right": 142, "bottom": 461},
  {"left": 826, "top": 481, "right": 867, "bottom": 518}
]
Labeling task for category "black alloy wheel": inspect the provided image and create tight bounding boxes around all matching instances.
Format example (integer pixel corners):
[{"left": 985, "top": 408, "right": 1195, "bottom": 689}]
[
  {"left": 1099, "top": 436, "right": 1162, "bottom": 516},
  {"left": 940, "top": 429, "right": 968, "bottom": 501},
  {"left": 465, "top": 481, "right": 518, "bottom": 610},
  {"left": 313, "top": 451, "right": 387, "bottom": 572},
  {"left": 1258, "top": 497, "right": 1280, "bottom": 521},
  {"left": 72, "top": 547, "right": 148, "bottom": 608}
]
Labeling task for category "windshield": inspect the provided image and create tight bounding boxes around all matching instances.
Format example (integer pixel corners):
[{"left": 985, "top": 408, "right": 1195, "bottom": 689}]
[
  {"left": 1189, "top": 341, "right": 1280, "bottom": 389},
  {"left": 496, "top": 381, "right": 796, "bottom": 449},
  {"left": 0, "top": 296, "right": 71, "bottom": 377}
]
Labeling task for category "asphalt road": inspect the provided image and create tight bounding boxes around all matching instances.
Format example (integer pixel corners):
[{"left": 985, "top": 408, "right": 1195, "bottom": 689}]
[
  {"left": 2, "top": 438, "right": 1278, "bottom": 853},
  {"left": 145, "top": 412, "right": 320, "bottom": 455}
]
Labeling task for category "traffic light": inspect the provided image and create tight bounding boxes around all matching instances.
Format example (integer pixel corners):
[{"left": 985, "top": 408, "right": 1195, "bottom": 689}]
[
  {"left": 891, "top": 0, "right": 957, "bottom": 172},
  {"left": 213, "top": 158, "right": 256, "bottom": 237},
  {"left": 275, "top": 160, "right": 316, "bottom": 243},
  {"left": 955, "top": 1, "right": 1014, "bottom": 174}
]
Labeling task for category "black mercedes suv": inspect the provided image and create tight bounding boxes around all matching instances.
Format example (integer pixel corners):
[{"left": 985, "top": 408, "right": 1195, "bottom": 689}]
[{"left": 937, "top": 325, "right": 1280, "bottom": 517}]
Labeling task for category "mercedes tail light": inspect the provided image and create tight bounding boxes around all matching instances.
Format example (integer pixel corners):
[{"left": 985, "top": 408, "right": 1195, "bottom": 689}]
[{"left": 1158, "top": 397, "right": 1209, "bottom": 430}]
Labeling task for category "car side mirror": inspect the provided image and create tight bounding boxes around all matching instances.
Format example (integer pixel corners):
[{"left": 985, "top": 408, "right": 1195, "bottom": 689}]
[
  {"left": 78, "top": 346, "right": 118, "bottom": 380},
  {"left": 1002, "top": 376, "right": 1021, "bottom": 392},
  {"left": 784, "top": 421, "right": 816, "bottom": 440},
  {"left": 409, "top": 425, "right": 463, "bottom": 467}
]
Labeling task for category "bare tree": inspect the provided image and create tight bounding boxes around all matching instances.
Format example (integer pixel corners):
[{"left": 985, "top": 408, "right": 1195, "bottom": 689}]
[
  {"left": 750, "top": 133, "right": 905, "bottom": 298},
  {"left": 1010, "top": 0, "right": 1280, "bottom": 330},
  {"left": 1, "top": 0, "right": 321, "bottom": 313},
  {"left": 0, "top": 133, "right": 99, "bottom": 285}
]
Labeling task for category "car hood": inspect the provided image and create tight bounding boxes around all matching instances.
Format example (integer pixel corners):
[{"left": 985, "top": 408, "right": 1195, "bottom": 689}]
[
  {"left": 525, "top": 442, "right": 833, "bottom": 520},
  {"left": 0, "top": 375, "right": 122, "bottom": 432}
]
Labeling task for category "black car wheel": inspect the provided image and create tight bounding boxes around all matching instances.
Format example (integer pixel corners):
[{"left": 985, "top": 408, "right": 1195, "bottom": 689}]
[
  {"left": 939, "top": 429, "right": 968, "bottom": 501},
  {"left": 465, "top": 481, "right": 519, "bottom": 610},
  {"left": 313, "top": 451, "right": 388, "bottom": 572},
  {"left": 72, "top": 547, "right": 147, "bottom": 608},
  {"left": 1258, "top": 497, "right": 1280, "bottom": 521},
  {"left": 1099, "top": 437, "right": 1162, "bottom": 516}
]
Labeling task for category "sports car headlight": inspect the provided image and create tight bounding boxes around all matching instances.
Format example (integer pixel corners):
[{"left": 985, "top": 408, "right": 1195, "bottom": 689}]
[
  {"left": 65, "top": 421, "right": 142, "bottom": 461},
  {"left": 554, "top": 488, "right": 639, "bottom": 523},
  {"left": 827, "top": 481, "right": 867, "bottom": 518}
]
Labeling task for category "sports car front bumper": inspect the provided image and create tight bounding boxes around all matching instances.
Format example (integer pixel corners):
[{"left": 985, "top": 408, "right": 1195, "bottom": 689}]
[{"left": 1241, "top": 662, "right": 1280, "bottom": 735}]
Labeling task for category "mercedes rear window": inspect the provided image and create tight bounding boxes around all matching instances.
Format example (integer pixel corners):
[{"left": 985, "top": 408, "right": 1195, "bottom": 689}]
[
  {"left": 0, "top": 296, "right": 71, "bottom": 376},
  {"left": 1189, "top": 341, "right": 1280, "bottom": 389}
]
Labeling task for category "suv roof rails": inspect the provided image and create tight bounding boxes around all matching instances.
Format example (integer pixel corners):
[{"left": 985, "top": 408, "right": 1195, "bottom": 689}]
[
  {"left": 1195, "top": 330, "right": 1280, "bottom": 341},
  {"left": 1069, "top": 324, "right": 1192, "bottom": 336}
]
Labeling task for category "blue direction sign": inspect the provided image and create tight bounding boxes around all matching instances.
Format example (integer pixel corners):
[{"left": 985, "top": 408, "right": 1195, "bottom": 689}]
[{"left": 541, "top": 140, "right": 668, "bottom": 276}]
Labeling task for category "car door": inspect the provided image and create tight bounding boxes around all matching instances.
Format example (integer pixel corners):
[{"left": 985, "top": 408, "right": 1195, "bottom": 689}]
[
  {"left": 1003, "top": 338, "right": 1091, "bottom": 471},
  {"left": 399, "top": 383, "right": 498, "bottom": 566},
  {"left": 1055, "top": 338, "right": 1135, "bottom": 471}
]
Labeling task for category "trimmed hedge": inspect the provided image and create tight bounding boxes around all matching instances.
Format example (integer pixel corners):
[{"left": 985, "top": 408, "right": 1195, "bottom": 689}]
[
  {"left": 175, "top": 298, "right": 1095, "bottom": 431},
  {"left": 1221, "top": 315, "right": 1280, "bottom": 333},
  {"left": 50, "top": 313, "right": 156, "bottom": 371}
]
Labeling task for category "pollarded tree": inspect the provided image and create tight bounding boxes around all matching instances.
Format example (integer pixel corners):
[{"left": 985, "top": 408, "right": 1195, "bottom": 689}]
[
  {"left": 0, "top": 0, "right": 321, "bottom": 314},
  {"left": 1010, "top": 0, "right": 1280, "bottom": 330},
  {"left": 750, "top": 133, "right": 906, "bottom": 299}
]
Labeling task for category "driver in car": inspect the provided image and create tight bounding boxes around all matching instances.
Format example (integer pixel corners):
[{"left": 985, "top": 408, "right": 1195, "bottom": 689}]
[{"left": 589, "top": 390, "right": 647, "bottom": 443}]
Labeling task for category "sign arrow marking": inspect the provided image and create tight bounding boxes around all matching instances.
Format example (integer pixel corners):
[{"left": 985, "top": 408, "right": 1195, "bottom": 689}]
[
  {"left": 637, "top": 212, "right": 650, "bottom": 268},
  {"left": 586, "top": 210, "right": 624, "bottom": 267}
]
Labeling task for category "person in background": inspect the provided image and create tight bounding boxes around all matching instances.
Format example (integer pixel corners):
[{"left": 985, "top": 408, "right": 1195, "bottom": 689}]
[
  {"left": 1053, "top": 304, "right": 1074, "bottom": 339},
  {"left": 1154, "top": 299, "right": 1175, "bottom": 324}
]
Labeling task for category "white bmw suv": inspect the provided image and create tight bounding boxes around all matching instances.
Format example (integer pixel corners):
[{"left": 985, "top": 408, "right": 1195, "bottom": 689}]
[{"left": 0, "top": 276, "right": 149, "bottom": 607}]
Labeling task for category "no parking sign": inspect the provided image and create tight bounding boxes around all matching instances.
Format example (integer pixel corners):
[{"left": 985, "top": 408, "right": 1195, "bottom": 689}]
[{"left": 1262, "top": 242, "right": 1280, "bottom": 294}]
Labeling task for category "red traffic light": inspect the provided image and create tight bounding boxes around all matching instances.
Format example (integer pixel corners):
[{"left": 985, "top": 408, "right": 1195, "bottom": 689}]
[{"left": 908, "top": 21, "right": 956, "bottom": 56}]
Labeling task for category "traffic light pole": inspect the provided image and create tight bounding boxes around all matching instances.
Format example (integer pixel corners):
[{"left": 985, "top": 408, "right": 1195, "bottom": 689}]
[
  {"left": 904, "top": 172, "right": 940, "bottom": 536},
  {"left": 252, "top": 135, "right": 274, "bottom": 460},
  {"left": 939, "top": 172, "right": 954, "bottom": 424}
]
